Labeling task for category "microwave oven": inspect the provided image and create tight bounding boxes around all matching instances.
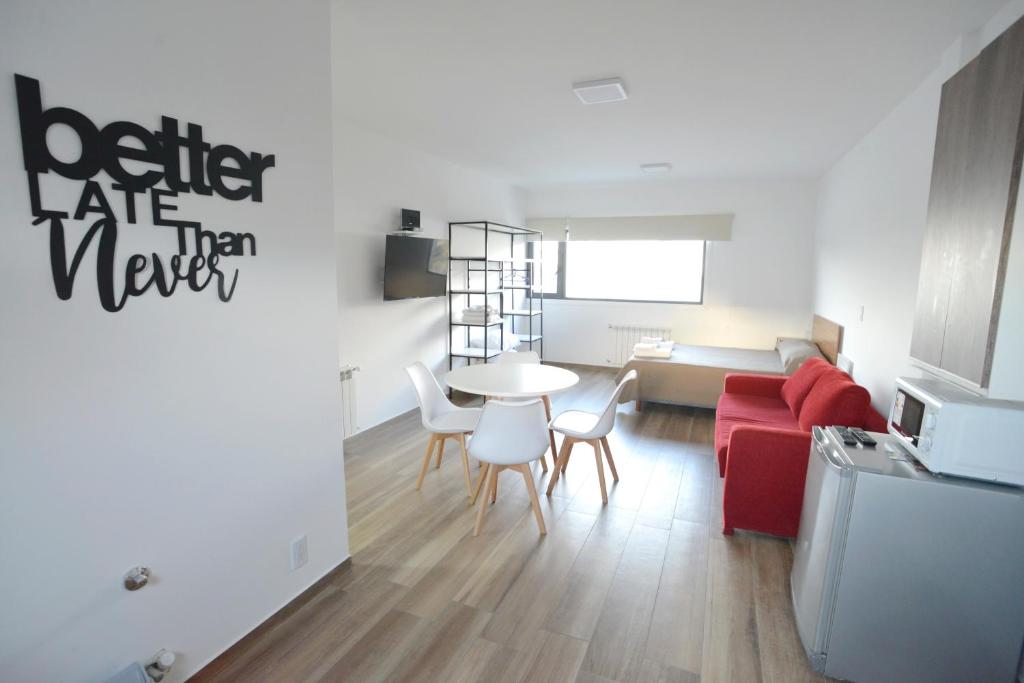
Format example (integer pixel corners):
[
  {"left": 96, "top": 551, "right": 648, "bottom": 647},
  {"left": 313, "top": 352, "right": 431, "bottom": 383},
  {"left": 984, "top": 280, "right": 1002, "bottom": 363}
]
[{"left": 888, "top": 377, "right": 1024, "bottom": 486}]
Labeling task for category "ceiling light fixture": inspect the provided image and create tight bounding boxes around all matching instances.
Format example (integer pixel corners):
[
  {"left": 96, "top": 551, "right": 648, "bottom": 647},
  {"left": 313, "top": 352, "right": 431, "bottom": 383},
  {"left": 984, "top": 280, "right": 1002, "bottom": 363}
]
[
  {"left": 641, "top": 163, "right": 672, "bottom": 174},
  {"left": 572, "top": 77, "right": 628, "bottom": 105}
]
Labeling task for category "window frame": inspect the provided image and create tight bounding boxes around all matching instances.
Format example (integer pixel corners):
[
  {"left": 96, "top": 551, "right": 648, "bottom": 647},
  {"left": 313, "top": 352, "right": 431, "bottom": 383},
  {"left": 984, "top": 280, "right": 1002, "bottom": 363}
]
[{"left": 529, "top": 240, "right": 707, "bottom": 305}]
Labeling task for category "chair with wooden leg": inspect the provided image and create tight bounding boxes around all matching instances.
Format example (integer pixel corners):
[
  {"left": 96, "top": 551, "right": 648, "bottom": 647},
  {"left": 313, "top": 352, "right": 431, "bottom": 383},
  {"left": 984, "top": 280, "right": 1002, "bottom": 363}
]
[
  {"left": 405, "top": 362, "right": 481, "bottom": 498},
  {"left": 496, "top": 350, "right": 557, "bottom": 469},
  {"left": 468, "top": 399, "right": 551, "bottom": 536},
  {"left": 546, "top": 370, "right": 637, "bottom": 504}
]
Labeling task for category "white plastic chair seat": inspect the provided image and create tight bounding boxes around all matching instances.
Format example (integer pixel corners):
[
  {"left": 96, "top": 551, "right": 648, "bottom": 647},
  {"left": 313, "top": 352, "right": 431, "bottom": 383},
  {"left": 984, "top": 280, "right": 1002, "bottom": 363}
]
[
  {"left": 428, "top": 407, "right": 482, "bottom": 433},
  {"left": 549, "top": 410, "right": 602, "bottom": 439}
]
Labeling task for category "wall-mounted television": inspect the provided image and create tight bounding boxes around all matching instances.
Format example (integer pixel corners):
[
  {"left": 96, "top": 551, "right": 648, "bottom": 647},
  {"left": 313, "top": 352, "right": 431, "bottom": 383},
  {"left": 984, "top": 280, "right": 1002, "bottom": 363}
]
[{"left": 383, "top": 234, "right": 449, "bottom": 300}]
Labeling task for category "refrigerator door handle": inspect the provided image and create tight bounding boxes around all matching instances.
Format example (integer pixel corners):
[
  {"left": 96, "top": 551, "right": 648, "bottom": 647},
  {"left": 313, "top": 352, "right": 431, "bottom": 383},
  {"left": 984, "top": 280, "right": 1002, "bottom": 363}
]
[
  {"left": 826, "top": 447, "right": 851, "bottom": 471},
  {"left": 812, "top": 427, "right": 853, "bottom": 471}
]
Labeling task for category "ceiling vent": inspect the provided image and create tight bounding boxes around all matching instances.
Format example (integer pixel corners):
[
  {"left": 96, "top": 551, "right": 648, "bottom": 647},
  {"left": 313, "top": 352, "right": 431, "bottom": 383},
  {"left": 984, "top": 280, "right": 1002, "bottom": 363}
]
[
  {"left": 572, "top": 78, "right": 628, "bottom": 105},
  {"left": 641, "top": 163, "right": 673, "bottom": 174}
]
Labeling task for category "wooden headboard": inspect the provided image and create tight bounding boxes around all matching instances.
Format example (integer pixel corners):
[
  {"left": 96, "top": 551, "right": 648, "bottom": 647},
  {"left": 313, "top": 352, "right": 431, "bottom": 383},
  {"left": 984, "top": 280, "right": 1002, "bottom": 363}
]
[{"left": 812, "top": 315, "right": 843, "bottom": 366}]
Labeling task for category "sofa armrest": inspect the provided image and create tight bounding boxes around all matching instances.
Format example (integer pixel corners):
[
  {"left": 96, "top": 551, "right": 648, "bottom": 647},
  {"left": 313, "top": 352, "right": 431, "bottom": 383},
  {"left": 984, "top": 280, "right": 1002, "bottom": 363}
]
[
  {"left": 723, "top": 373, "right": 787, "bottom": 398},
  {"left": 863, "top": 407, "right": 888, "bottom": 432},
  {"left": 722, "top": 425, "right": 812, "bottom": 537}
]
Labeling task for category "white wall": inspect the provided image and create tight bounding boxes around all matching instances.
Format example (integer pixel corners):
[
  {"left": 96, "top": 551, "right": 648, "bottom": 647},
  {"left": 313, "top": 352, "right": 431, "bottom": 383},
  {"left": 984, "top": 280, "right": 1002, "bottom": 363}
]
[
  {"left": 332, "top": 119, "right": 524, "bottom": 431},
  {"left": 813, "top": 0, "right": 1024, "bottom": 411},
  {"left": 523, "top": 179, "right": 818, "bottom": 366},
  {"left": 0, "top": 2, "right": 346, "bottom": 681}
]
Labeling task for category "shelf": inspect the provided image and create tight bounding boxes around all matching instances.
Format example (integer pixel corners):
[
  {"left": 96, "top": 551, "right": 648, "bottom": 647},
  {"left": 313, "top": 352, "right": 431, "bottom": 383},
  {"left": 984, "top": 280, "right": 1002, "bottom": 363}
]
[
  {"left": 450, "top": 347, "right": 503, "bottom": 359},
  {"left": 449, "top": 221, "right": 543, "bottom": 367},
  {"left": 449, "top": 221, "right": 542, "bottom": 236},
  {"left": 450, "top": 289, "right": 532, "bottom": 295},
  {"left": 451, "top": 317, "right": 504, "bottom": 328},
  {"left": 449, "top": 257, "right": 535, "bottom": 263}
]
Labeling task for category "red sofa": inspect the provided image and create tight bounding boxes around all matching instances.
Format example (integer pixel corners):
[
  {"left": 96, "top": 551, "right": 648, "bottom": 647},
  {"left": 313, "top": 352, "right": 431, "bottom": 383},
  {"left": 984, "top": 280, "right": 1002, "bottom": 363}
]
[{"left": 715, "top": 357, "right": 887, "bottom": 537}]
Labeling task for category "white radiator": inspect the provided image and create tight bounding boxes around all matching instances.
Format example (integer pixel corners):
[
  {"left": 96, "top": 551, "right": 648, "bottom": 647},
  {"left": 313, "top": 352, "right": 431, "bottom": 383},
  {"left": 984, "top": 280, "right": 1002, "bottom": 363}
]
[
  {"left": 339, "top": 365, "right": 361, "bottom": 438},
  {"left": 608, "top": 324, "right": 672, "bottom": 366}
]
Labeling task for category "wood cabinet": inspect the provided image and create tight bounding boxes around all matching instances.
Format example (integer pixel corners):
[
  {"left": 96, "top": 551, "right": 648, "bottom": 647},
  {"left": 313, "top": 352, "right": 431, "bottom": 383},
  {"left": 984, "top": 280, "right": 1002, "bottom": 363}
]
[{"left": 910, "top": 15, "right": 1024, "bottom": 389}]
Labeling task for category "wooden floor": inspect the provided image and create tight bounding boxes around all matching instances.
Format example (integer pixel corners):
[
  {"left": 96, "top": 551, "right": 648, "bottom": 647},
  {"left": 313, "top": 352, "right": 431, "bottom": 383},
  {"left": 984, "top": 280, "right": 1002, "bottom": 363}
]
[{"left": 195, "top": 365, "right": 827, "bottom": 683}]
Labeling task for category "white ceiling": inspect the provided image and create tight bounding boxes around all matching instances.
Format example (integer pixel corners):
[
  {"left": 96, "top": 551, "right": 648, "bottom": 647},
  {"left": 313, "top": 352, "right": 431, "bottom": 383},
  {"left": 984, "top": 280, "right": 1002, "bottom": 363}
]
[{"left": 333, "top": 0, "right": 1006, "bottom": 187}]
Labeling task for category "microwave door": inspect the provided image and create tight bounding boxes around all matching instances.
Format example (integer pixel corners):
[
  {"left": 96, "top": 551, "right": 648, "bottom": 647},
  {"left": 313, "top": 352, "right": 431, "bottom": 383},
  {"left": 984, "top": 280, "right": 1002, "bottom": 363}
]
[{"left": 791, "top": 428, "right": 856, "bottom": 669}]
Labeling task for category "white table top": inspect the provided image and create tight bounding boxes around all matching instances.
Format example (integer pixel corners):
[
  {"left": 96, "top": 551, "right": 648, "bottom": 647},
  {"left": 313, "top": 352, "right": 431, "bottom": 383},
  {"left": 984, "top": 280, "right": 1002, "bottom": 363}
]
[{"left": 445, "top": 363, "right": 580, "bottom": 398}]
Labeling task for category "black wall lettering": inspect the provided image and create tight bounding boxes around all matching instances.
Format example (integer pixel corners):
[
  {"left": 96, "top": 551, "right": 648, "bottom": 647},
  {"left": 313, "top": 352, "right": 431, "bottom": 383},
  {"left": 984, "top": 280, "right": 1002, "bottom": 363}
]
[
  {"left": 73, "top": 181, "right": 115, "bottom": 221},
  {"left": 15, "top": 74, "right": 271, "bottom": 311},
  {"left": 110, "top": 183, "right": 139, "bottom": 224}
]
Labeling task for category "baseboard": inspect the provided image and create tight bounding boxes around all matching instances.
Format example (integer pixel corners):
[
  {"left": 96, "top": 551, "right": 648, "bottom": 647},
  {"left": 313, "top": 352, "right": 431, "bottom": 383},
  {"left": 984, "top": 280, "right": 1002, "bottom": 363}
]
[
  {"left": 190, "top": 557, "right": 352, "bottom": 680},
  {"left": 343, "top": 407, "right": 418, "bottom": 443}
]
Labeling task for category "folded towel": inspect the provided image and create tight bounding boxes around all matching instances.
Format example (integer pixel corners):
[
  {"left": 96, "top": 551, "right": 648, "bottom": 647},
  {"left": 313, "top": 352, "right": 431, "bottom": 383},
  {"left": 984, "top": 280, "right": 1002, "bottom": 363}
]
[
  {"left": 461, "top": 312, "right": 501, "bottom": 324},
  {"left": 633, "top": 341, "right": 674, "bottom": 359},
  {"left": 634, "top": 346, "right": 673, "bottom": 359},
  {"left": 640, "top": 336, "right": 663, "bottom": 344}
]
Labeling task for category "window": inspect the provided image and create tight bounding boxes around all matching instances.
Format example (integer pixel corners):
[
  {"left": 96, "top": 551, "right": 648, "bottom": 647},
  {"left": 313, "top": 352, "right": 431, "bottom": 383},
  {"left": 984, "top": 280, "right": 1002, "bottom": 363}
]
[{"left": 531, "top": 240, "right": 705, "bottom": 303}]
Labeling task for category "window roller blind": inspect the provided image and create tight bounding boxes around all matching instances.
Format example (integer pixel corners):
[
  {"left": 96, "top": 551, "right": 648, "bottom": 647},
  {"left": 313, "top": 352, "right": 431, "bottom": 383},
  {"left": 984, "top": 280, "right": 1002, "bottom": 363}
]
[{"left": 525, "top": 214, "right": 733, "bottom": 241}]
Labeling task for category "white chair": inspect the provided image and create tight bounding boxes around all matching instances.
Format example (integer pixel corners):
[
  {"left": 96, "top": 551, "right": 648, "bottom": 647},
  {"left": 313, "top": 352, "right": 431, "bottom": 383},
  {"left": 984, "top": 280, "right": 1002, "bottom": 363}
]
[
  {"left": 496, "top": 349, "right": 557, "bottom": 465},
  {"left": 468, "top": 399, "right": 549, "bottom": 536},
  {"left": 546, "top": 370, "right": 637, "bottom": 504},
  {"left": 405, "top": 362, "right": 481, "bottom": 497},
  {"left": 497, "top": 349, "right": 540, "bottom": 364}
]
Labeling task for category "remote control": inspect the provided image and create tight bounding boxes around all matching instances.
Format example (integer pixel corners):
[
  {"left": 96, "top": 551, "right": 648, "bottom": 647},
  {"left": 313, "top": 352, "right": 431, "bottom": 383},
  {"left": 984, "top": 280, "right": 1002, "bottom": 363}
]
[
  {"left": 850, "top": 427, "right": 877, "bottom": 447},
  {"left": 834, "top": 426, "right": 858, "bottom": 446}
]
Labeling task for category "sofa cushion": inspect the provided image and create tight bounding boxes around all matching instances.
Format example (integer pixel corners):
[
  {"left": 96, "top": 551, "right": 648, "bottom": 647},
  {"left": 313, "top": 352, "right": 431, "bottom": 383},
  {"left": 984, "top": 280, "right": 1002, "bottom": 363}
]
[
  {"left": 798, "top": 374, "right": 870, "bottom": 432},
  {"left": 715, "top": 392, "right": 800, "bottom": 475},
  {"left": 780, "top": 357, "right": 833, "bottom": 417},
  {"left": 717, "top": 392, "right": 796, "bottom": 425}
]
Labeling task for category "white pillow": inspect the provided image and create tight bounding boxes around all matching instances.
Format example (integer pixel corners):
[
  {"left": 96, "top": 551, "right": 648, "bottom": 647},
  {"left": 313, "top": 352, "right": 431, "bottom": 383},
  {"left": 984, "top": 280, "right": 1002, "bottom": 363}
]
[{"left": 776, "top": 338, "right": 826, "bottom": 375}]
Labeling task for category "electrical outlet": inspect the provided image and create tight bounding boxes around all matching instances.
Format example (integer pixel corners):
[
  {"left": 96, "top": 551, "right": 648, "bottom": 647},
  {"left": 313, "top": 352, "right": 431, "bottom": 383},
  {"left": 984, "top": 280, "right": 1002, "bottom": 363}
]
[{"left": 290, "top": 535, "right": 308, "bottom": 571}]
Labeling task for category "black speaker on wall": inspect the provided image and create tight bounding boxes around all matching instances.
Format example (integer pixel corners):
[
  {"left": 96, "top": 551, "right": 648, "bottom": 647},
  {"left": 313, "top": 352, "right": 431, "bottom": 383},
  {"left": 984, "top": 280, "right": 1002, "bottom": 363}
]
[{"left": 401, "top": 208, "right": 421, "bottom": 231}]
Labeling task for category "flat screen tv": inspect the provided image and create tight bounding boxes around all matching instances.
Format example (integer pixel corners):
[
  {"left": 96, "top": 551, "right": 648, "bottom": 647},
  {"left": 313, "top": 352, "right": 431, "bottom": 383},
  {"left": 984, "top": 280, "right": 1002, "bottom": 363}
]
[{"left": 383, "top": 234, "right": 449, "bottom": 300}]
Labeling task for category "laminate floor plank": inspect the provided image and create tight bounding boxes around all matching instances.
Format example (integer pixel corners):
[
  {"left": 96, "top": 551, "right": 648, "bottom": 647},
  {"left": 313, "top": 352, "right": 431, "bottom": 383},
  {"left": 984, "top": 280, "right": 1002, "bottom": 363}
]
[
  {"left": 700, "top": 536, "right": 762, "bottom": 683},
  {"left": 580, "top": 523, "right": 672, "bottom": 682},
  {"left": 545, "top": 506, "right": 636, "bottom": 641},
  {"left": 519, "top": 631, "right": 590, "bottom": 683},
  {"left": 645, "top": 519, "right": 709, "bottom": 674},
  {"left": 481, "top": 509, "right": 597, "bottom": 652},
  {"left": 384, "top": 602, "right": 493, "bottom": 683}
]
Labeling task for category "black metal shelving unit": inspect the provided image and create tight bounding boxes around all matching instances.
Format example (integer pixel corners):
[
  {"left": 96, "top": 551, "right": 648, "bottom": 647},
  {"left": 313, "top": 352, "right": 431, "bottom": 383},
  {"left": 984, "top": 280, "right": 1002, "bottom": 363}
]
[{"left": 448, "top": 221, "right": 545, "bottom": 370}]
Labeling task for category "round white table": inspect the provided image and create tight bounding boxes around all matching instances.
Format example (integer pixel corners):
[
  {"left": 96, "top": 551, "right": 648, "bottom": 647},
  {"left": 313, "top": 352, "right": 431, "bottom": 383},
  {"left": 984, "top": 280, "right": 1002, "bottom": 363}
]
[
  {"left": 445, "top": 363, "right": 579, "bottom": 399},
  {"left": 445, "top": 363, "right": 580, "bottom": 466}
]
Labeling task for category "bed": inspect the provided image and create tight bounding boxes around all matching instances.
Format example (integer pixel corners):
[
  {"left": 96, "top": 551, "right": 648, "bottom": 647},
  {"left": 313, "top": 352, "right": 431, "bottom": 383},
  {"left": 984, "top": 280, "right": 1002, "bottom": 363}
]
[{"left": 617, "top": 315, "right": 843, "bottom": 409}]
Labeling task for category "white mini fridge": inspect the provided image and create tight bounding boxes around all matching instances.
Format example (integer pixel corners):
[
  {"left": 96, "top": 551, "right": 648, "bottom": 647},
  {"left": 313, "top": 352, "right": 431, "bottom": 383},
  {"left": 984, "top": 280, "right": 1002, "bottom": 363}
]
[{"left": 791, "top": 426, "right": 1024, "bottom": 682}]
